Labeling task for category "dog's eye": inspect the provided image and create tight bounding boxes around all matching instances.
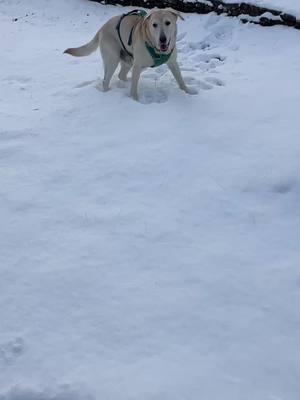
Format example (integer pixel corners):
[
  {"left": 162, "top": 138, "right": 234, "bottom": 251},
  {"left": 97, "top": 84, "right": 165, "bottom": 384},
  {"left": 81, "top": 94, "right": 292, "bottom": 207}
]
[
  {"left": 165, "top": 21, "right": 171, "bottom": 26},
  {"left": 152, "top": 23, "right": 158, "bottom": 28}
]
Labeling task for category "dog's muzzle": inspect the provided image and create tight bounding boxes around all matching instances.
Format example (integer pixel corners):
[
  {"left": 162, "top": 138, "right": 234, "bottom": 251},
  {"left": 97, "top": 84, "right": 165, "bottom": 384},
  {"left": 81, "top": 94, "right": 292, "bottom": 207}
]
[{"left": 159, "top": 39, "right": 170, "bottom": 53}]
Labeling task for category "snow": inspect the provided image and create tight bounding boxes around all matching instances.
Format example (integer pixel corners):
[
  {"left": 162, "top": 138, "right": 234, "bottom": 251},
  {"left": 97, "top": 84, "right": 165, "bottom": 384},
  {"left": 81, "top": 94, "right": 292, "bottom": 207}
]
[
  {"left": 1, "top": 0, "right": 300, "bottom": 399},
  {"left": 222, "top": 0, "right": 300, "bottom": 18}
]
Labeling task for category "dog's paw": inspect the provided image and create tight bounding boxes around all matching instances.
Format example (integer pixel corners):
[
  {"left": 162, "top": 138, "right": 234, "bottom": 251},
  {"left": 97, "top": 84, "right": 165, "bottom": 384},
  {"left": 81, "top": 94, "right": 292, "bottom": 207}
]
[
  {"left": 95, "top": 81, "right": 104, "bottom": 91},
  {"left": 131, "top": 94, "right": 139, "bottom": 102}
]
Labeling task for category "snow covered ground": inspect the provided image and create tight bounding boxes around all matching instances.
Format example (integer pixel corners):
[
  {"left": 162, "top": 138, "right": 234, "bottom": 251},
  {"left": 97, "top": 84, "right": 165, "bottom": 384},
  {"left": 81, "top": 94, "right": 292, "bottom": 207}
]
[{"left": 1, "top": 0, "right": 300, "bottom": 399}]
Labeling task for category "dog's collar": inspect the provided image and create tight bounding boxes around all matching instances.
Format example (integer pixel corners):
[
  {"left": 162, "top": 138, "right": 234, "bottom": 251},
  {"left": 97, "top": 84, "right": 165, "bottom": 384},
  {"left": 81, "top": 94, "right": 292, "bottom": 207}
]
[{"left": 145, "top": 42, "right": 173, "bottom": 67}]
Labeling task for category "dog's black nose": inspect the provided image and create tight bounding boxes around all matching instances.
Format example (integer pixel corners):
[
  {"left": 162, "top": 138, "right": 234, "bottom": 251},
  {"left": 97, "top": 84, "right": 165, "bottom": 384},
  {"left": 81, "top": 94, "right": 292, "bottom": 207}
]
[{"left": 160, "top": 34, "right": 167, "bottom": 44}]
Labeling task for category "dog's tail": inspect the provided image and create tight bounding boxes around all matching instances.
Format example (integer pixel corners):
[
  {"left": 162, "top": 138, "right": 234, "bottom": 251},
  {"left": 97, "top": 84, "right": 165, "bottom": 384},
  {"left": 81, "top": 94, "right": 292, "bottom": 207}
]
[{"left": 64, "top": 31, "right": 100, "bottom": 57}]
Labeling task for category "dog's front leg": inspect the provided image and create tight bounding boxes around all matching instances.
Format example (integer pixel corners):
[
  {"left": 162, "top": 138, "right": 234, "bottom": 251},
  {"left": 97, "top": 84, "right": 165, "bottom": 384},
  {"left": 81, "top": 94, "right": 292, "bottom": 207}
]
[
  {"left": 130, "top": 64, "right": 142, "bottom": 101},
  {"left": 167, "top": 60, "right": 197, "bottom": 95}
]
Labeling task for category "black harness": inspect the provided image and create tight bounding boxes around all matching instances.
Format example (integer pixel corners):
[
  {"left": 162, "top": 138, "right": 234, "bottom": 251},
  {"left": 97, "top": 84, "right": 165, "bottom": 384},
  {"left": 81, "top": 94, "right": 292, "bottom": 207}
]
[{"left": 116, "top": 10, "right": 146, "bottom": 59}]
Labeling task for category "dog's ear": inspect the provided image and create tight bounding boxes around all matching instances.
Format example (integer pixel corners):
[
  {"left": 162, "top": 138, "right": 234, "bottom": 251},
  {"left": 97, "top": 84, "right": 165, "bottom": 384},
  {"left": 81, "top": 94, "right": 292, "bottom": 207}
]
[
  {"left": 143, "top": 8, "right": 157, "bottom": 21},
  {"left": 165, "top": 8, "right": 185, "bottom": 21}
]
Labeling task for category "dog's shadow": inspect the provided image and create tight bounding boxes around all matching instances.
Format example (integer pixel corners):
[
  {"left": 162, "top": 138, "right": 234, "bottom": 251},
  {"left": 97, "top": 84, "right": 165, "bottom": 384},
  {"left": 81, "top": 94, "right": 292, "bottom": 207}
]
[
  {"left": 74, "top": 76, "right": 170, "bottom": 104},
  {"left": 73, "top": 80, "right": 96, "bottom": 89},
  {"left": 73, "top": 74, "right": 202, "bottom": 104},
  {"left": 116, "top": 78, "right": 169, "bottom": 104}
]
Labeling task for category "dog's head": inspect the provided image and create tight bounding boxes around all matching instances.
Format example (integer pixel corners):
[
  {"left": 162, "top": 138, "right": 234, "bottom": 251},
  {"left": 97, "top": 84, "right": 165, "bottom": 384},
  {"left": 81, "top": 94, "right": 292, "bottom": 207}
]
[{"left": 144, "top": 8, "right": 184, "bottom": 53}]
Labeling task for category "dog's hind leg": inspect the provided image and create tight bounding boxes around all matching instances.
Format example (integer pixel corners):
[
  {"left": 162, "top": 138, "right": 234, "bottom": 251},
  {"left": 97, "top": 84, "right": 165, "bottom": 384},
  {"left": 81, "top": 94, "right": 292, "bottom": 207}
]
[
  {"left": 100, "top": 41, "right": 120, "bottom": 91},
  {"left": 118, "top": 60, "right": 132, "bottom": 82},
  {"left": 118, "top": 51, "right": 132, "bottom": 82}
]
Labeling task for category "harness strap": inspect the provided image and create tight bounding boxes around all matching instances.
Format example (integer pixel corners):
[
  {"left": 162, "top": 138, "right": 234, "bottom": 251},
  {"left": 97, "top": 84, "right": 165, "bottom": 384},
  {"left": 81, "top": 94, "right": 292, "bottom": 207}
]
[
  {"left": 116, "top": 9, "right": 147, "bottom": 58},
  {"left": 127, "top": 26, "right": 135, "bottom": 47}
]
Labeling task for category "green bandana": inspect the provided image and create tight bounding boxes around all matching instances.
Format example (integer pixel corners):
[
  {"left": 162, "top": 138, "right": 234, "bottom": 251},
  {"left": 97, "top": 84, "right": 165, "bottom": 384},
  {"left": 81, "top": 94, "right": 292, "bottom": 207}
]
[{"left": 145, "top": 43, "right": 173, "bottom": 67}]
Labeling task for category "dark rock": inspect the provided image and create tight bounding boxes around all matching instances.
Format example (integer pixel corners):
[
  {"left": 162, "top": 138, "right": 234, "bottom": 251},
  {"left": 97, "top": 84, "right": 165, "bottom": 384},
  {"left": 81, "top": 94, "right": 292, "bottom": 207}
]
[{"left": 280, "top": 13, "right": 297, "bottom": 26}]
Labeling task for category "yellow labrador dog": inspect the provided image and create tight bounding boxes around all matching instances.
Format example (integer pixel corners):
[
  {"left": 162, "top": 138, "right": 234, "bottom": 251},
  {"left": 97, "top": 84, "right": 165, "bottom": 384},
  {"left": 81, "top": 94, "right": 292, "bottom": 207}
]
[{"left": 64, "top": 8, "right": 197, "bottom": 101}]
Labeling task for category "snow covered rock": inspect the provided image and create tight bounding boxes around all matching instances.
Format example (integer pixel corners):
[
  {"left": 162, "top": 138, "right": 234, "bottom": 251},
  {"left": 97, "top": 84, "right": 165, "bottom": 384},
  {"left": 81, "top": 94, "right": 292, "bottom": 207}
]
[{"left": 90, "top": 0, "right": 300, "bottom": 29}]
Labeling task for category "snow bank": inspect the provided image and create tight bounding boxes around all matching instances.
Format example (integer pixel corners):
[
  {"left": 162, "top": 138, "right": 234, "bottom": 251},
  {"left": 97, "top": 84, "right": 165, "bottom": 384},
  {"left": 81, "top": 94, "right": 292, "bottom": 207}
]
[{"left": 223, "top": 0, "right": 300, "bottom": 17}]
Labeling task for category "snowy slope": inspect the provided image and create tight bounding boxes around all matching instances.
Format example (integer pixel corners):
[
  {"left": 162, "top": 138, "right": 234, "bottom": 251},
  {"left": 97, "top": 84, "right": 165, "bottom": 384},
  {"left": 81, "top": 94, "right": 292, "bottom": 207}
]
[{"left": 1, "top": 0, "right": 300, "bottom": 399}]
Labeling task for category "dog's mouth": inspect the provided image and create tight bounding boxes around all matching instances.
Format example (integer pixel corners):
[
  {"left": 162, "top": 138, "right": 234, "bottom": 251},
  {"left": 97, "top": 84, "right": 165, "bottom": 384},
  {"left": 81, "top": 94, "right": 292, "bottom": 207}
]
[{"left": 159, "top": 41, "right": 170, "bottom": 53}]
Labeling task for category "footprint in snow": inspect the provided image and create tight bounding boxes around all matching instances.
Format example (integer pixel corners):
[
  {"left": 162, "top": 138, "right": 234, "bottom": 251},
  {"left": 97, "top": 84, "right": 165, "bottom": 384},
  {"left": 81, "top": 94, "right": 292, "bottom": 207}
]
[
  {"left": 202, "top": 18, "right": 237, "bottom": 49},
  {"left": 205, "top": 76, "right": 225, "bottom": 86},
  {"left": 184, "top": 52, "right": 226, "bottom": 75},
  {"left": 140, "top": 88, "right": 168, "bottom": 104},
  {"left": 192, "top": 53, "right": 226, "bottom": 63},
  {"left": 197, "top": 80, "right": 213, "bottom": 90},
  {"left": 0, "top": 337, "right": 25, "bottom": 366},
  {"left": 183, "top": 76, "right": 213, "bottom": 90},
  {"left": 3, "top": 75, "right": 31, "bottom": 84},
  {"left": 272, "top": 180, "right": 295, "bottom": 194}
]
